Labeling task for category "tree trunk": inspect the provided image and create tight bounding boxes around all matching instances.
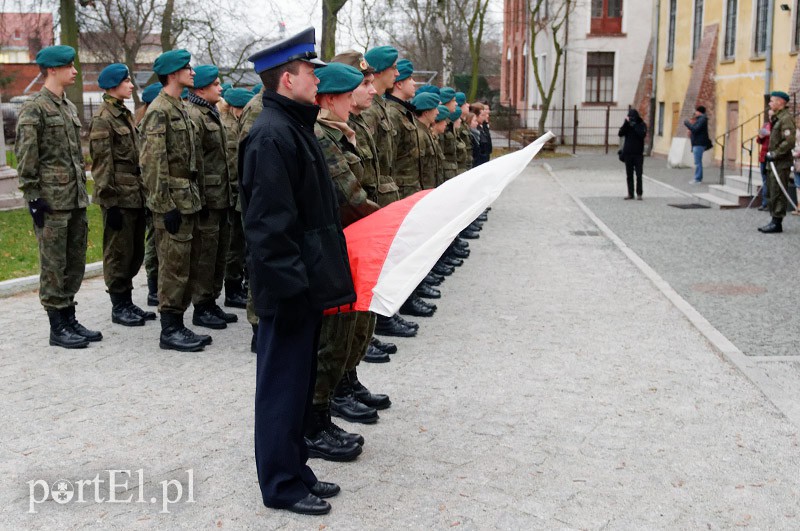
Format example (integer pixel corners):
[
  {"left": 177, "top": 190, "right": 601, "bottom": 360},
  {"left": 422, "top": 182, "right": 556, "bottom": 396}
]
[
  {"left": 60, "top": 0, "right": 83, "bottom": 120},
  {"left": 435, "top": 0, "right": 453, "bottom": 87},
  {"left": 321, "top": 0, "right": 348, "bottom": 61},
  {"left": 161, "top": 0, "right": 175, "bottom": 52}
]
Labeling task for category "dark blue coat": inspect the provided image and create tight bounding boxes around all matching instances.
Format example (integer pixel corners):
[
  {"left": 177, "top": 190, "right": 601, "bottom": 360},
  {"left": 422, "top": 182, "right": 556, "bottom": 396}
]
[{"left": 684, "top": 113, "right": 711, "bottom": 148}]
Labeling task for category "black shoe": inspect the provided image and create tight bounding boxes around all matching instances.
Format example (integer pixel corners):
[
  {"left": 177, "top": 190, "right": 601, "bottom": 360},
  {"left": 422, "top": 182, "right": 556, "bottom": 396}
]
[
  {"left": 432, "top": 262, "right": 455, "bottom": 276},
  {"left": 443, "top": 256, "right": 463, "bottom": 267},
  {"left": 449, "top": 246, "right": 470, "bottom": 259},
  {"left": 453, "top": 237, "right": 469, "bottom": 249},
  {"left": 309, "top": 481, "right": 341, "bottom": 499},
  {"left": 62, "top": 306, "right": 102, "bottom": 341},
  {"left": 348, "top": 369, "right": 391, "bottom": 410},
  {"left": 251, "top": 323, "right": 258, "bottom": 353},
  {"left": 186, "top": 326, "right": 213, "bottom": 346},
  {"left": 374, "top": 314, "right": 416, "bottom": 337},
  {"left": 47, "top": 309, "right": 89, "bottom": 349},
  {"left": 331, "top": 375, "right": 380, "bottom": 424},
  {"left": 305, "top": 429, "right": 363, "bottom": 461},
  {"left": 371, "top": 336, "right": 397, "bottom": 354},
  {"left": 282, "top": 493, "right": 331, "bottom": 515},
  {"left": 326, "top": 419, "right": 365, "bottom": 446},
  {"left": 210, "top": 304, "right": 238, "bottom": 323},
  {"left": 416, "top": 283, "right": 441, "bottom": 299},
  {"left": 192, "top": 305, "right": 227, "bottom": 329},
  {"left": 758, "top": 219, "right": 783, "bottom": 233},
  {"left": 363, "top": 344, "right": 390, "bottom": 363},
  {"left": 399, "top": 298, "right": 434, "bottom": 317},
  {"left": 757, "top": 205, "right": 769, "bottom": 211},
  {"left": 477, "top": 212, "right": 489, "bottom": 221},
  {"left": 224, "top": 281, "right": 248, "bottom": 309},
  {"left": 393, "top": 314, "right": 419, "bottom": 330},
  {"left": 147, "top": 276, "right": 158, "bottom": 307},
  {"left": 468, "top": 221, "right": 483, "bottom": 231},
  {"left": 423, "top": 273, "right": 443, "bottom": 286},
  {"left": 460, "top": 229, "right": 480, "bottom": 239},
  {"left": 126, "top": 295, "right": 156, "bottom": 321},
  {"left": 159, "top": 313, "right": 205, "bottom": 352},
  {"left": 110, "top": 292, "right": 146, "bottom": 327}
]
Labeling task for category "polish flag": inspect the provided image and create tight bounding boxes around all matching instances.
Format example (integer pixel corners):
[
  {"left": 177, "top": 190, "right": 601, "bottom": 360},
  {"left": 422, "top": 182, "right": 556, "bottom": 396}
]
[{"left": 328, "top": 132, "right": 554, "bottom": 316}]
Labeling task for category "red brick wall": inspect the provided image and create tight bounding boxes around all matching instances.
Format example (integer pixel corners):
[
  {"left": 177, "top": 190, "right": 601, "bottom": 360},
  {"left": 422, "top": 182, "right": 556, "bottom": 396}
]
[
  {"left": 677, "top": 23, "right": 718, "bottom": 140},
  {"left": 633, "top": 40, "right": 654, "bottom": 125}
]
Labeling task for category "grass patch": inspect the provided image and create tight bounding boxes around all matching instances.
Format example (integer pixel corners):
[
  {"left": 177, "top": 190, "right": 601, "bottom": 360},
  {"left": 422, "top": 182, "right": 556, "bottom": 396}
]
[
  {"left": 6, "top": 150, "right": 16, "bottom": 168},
  {"left": 0, "top": 204, "right": 104, "bottom": 281}
]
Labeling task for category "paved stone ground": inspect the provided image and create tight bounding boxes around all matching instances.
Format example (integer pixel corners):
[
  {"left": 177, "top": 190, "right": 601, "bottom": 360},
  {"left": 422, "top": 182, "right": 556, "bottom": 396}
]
[{"left": 3, "top": 157, "right": 800, "bottom": 529}]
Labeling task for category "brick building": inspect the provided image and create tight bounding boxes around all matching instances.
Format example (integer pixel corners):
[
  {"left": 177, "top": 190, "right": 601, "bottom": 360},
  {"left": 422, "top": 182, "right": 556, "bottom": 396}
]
[{"left": 0, "top": 12, "right": 53, "bottom": 63}]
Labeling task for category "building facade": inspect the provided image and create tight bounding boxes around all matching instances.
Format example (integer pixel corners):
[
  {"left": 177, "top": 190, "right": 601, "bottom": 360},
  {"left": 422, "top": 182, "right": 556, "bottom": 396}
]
[{"left": 0, "top": 12, "right": 53, "bottom": 63}]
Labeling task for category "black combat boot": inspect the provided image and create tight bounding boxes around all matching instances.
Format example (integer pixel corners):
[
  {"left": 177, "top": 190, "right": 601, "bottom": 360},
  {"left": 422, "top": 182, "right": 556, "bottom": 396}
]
[
  {"left": 331, "top": 378, "right": 379, "bottom": 424},
  {"left": 125, "top": 290, "right": 156, "bottom": 321},
  {"left": 416, "top": 283, "right": 441, "bottom": 299},
  {"left": 146, "top": 276, "right": 158, "bottom": 307},
  {"left": 192, "top": 303, "right": 227, "bottom": 329},
  {"left": 468, "top": 221, "right": 483, "bottom": 231},
  {"left": 47, "top": 309, "right": 89, "bottom": 349},
  {"left": 110, "top": 292, "right": 145, "bottom": 327},
  {"left": 348, "top": 369, "right": 391, "bottom": 410},
  {"left": 224, "top": 280, "right": 247, "bottom": 309},
  {"left": 305, "top": 408, "right": 363, "bottom": 461},
  {"left": 371, "top": 336, "right": 397, "bottom": 354},
  {"left": 477, "top": 211, "right": 489, "bottom": 222},
  {"left": 460, "top": 229, "right": 479, "bottom": 239},
  {"left": 758, "top": 218, "right": 783, "bottom": 233},
  {"left": 363, "top": 343, "right": 390, "bottom": 363},
  {"left": 62, "top": 306, "right": 103, "bottom": 342},
  {"left": 443, "top": 255, "right": 464, "bottom": 267},
  {"left": 250, "top": 323, "right": 258, "bottom": 353},
  {"left": 374, "top": 314, "right": 416, "bottom": 337},
  {"left": 210, "top": 303, "right": 237, "bottom": 323},
  {"left": 449, "top": 245, "right": 470, "bottom": 259},
  {"left": 321, "top": 408, "right": 364, "bottom": 446},
  {"left": 394, "top": 313, "right": 419, "bottom": 330},
  {"left": 399, "top": 294, "right": 436, "bottom": 317},
  {"left": 159, "top": 312, "right": 205, "bottom": 352},
  {"left": 432, "top": 262, "right": 455, "bottom": 276},
  {"left": 424, "top": 272, "right": 443, "bottom": 286}
]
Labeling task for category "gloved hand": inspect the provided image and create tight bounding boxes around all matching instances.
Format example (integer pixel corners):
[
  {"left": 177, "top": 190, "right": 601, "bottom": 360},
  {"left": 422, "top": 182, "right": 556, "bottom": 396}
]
[
  {"left": 274, "top": 291, "right": 312, "bottom": 336},
  {"left": 28, "top": 198, "right": 52, "bottom": 228},
  {"left": 106, "top": 206, "right": 123, "bottom": 231},
  {"left": 163, "top": 209, "right": 182, "bottom": 234},
  {"left": 198, "top": 205, "right": 210, "bottom": 221},
  {"left": 765, "top": 152, "right": 775, "bottom": 163},
  {"left": 144, "top": 207, "right": 152, "bottom": 220}
]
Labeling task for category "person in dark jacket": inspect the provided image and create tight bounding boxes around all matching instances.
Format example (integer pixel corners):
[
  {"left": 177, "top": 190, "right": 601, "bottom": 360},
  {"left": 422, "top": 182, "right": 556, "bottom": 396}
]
[
  {"left": 618, "top": 108, "right": 647, "bottom": 200},
  {"left": 239, "top": 28, "right": 356, "bottom": 517},
  {"left": 684, "top": 105, "right": 711, "bottom": 183},
  {"left": 465, "top": 111, "right": 481, "bottom": 167}
]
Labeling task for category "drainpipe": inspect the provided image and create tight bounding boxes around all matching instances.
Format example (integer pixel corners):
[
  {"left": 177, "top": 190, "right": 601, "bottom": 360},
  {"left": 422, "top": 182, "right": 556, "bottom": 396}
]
[
  {"left": 647, "top": 0, "right": 661, "bottom": 156},
  {"left": 560, "top": 2, "right": 570, "bottom": 145},
  {"left": 764, "top": 0, "right": 775, "bottom": 109}
]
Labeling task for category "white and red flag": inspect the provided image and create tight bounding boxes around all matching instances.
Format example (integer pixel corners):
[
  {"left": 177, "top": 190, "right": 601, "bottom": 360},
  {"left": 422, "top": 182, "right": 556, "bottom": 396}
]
[{"left": 329, "top": 132, "right": 554, "bottom": 316}]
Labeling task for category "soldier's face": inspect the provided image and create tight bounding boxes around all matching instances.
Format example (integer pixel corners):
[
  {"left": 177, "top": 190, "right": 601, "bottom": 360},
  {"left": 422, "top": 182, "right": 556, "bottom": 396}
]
[
  {"left": 395, "top": 78, "right": 416, "bottom": 100},
  {"left": 769, "top": 97, "right": 786, "bottom": 113},
  {"left": 52, "top": 63, "right": 77, "bottom": 87},
  {"left": 469, "top": 115, "right": 478, "bottom": 128},
  {"left": 461, "top": 102, "right": 469, "bottom": 114},
  {"left": 352, "top": 74, "right": 377, "bottom": 111},
  {"left": 445, "top": 99, "right": 457, "bottom": 112},
  {"left": 434, "top": 120, "right": 448, "bottom": 134},
  {"left": 288, "top": 62, "right": 319, "bottom": 105},
  {"left": 325, "top": 91, "right": 355, "bottom": 121},
  {"left": 173, "top": 65, "right": 195, "bottom": 89},
  {"left": 197, "top": 78, "right": 222, "bottom": 104},
  {"left": 109, "top": 77, "right": 135, "bottom": 100}
]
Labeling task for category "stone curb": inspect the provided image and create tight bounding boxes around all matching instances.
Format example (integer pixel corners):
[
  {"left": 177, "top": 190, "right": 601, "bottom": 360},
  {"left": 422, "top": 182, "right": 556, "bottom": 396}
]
[{"left": 0, "top": 261, "right": 103, "bottom": 298}]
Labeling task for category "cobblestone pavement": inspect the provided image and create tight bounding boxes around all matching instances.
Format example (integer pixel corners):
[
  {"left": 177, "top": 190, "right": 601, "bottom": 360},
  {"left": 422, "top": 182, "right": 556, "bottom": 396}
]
[{"left": 3, "top": 158, "right": 800, "bottom": 529}]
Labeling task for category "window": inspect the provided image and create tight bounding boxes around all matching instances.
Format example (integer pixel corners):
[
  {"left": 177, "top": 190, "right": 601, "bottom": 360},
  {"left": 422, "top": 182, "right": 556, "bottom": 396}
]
[
  {"left": 591, "top": 0, "right": 623, "bottom": 34},
  {"left": 753, "top": 0, "right": 768, "bottom": 56},
  {"left": 658, "top": 102, "right": 665, "bottom": 136},
  {"left": 724, "top": 0, "right": 737, "bottom": 59},
  {"left": 667, "top": 0, "right": 677, "bottom": 65},
  {"left": 13, "top": 29, "right": 21, "bottom": 40},
  {"left": 794, "top": 0, "right": 800, "bottom": 51},
  {"left": 692, "top": 0, "right": 704, "bottom": 60},
  {"left": 586, "top": 52, "right": 615, "bottom": 103}
]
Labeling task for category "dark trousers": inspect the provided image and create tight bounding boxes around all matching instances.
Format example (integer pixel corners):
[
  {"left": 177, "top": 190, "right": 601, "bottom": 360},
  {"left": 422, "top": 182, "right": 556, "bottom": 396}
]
[
  {"left": 255, "top": 311, "right": 322, "bottom": 508},
  {"left": 625, "top": 156, "right": 643, "bottom": 197}
]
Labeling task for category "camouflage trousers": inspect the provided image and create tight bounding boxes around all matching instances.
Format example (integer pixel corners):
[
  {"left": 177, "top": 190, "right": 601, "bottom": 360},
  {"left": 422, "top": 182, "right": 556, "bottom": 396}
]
[
  {"left": 154, "top": 212, "right": 201, "bottom": 314},
  {"left": 769, "top": 162, "right": 792, "bottom": 219},
  {"left": 313, "top": 311, "right": 375, "bottom": 407},
  {"left": 144, "top": 214, "right": 158, "bottom": 279},
  {"left": 225, "top": 209, "right": 246, "bottom": 285},
  {"left": 192, "top": 208, "right": 231, "bottom": 306},
  {"left": 102, "top": 207, "right": 146, "bottom": 294},
  {"left": 34, "top": 208, "right": 87, "bottom": 310}
]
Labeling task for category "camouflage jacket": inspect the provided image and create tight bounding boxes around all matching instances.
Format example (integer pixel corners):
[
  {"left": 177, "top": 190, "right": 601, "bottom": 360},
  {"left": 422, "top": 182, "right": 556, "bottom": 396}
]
[
  {"left": 220, "top": 109, "right": 242, "bottom": 211},
  {"left": 456, "top": 123, "right": 472, "bottom": 173},
  {"left": 88, "top": 94, "right": 144, "bottom": 209},
  {"left": 770, "top": 107, "right": 797, "bottom": 167},
  {"left": 385, "top": 96, "right": 423, "bottom": 189},
  {"left": 188, "top": 100, "right": 234, "bottom": 210},
  {"left": 417, "top": 122, "right": 439, "bottom": 189},
  {"left": 440, "top": 125, "right": 458, "bottom": 180},
  {"left": 348, "top": 113, "right": 380, "bottom": 198},
  {"left": 140, "top": 91, "right": 203, "bottom": 214},
  {"left": 432, "top": 132, "right": 445, "bottom": 186},
  {"left": 361, "top": 94, "right": 396, "bottom": 183},
  {"left": 315, "top": 120, "right": 380, "bottom": 228},
  {"left": 16, "top": 87, "right": 89, "bottom": 210},
  {"left": 238, "top": 89, "right": 263, "bottom": 143}
]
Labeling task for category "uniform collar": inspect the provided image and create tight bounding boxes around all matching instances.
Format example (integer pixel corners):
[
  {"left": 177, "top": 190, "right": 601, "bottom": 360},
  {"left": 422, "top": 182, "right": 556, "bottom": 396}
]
[
  {"left": 102, "top": 94, "right": 129, "bottom": 117},
  {"left": 42, "top": 86, "right": 67, "bottom": 105},
  {"left": 263, "top": 90, "right": 320, "bottom": 129}
]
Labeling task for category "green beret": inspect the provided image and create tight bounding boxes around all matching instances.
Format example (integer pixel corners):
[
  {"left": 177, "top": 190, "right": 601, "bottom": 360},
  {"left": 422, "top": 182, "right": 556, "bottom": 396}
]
[
  {"left": 396, "top": 59, "right": 414, "bottom": 82},
  {"left": 771, "top": 91, "right": 791, "bottom": 102},
  {"left": 450, "top": 107, "right": 462, "bottom": 121},
  {"left": 415, "top": 84, "right": 440, "bottom": 96},
  {"left": 411, "top": 92, "right": 440, "bottom": 111},
  {"left": 153, "top": 49, "right": 191, "bottom": 76},
  {"left": 98, "top": 63, "right": 129, "bottom": 90},
  {"left": 221, "top": 83, "right": 232, "bottom": 96},
  {"left": 316, "top": 63, "right": 364, "bottom": 95},
  {"left": 35, "top": 45, "right": 76, "bottom": 68},
  {"left": 193, "top": 64, "right": 219, "bottom": 89},
  {"left": 331, "top": 50, "right": 374, "bottom": 73},
  {"left": 440, "top": 87, "right": 456, "bottom": 104},
  {"left": 252, "top": 83, "right": 263, "bottom": 95},
  {"left": 141, "top": 83, "right": 162, "bottom": 104},
  {"left": 455, "top": 91, "right": 466, "bottom": 106},
  {"left": 364, "top": 46, "right": 398, "bottom": 73},
  {"left": 180, "top": 87, "right": 189, "bottom": 99},
  {"left": 435, "top": 105, "right": 450, "bottom": 122},
  {"left": 224, "top": 87, "right": 253, "bottom": 108}
]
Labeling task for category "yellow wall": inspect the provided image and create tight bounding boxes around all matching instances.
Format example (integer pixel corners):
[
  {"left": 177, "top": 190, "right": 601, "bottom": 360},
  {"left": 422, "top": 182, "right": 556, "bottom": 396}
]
[{"left": 653, "top": 0, "right": 799, "bottom": 164}]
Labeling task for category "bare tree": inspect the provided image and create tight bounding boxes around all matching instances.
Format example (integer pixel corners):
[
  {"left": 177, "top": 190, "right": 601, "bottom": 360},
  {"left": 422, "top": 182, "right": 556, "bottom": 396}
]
[
  {"left": 61, "top": 0, "right": 84, "bottom": 117},
  {"left": 321, "top": 0, "right": 348, "bottom": 60},
  {"left": 339, "top": 0, "right": 391, "bottom": 51},
  {"left": 455, "top": 0, "right": 490, "bottom": 100}
]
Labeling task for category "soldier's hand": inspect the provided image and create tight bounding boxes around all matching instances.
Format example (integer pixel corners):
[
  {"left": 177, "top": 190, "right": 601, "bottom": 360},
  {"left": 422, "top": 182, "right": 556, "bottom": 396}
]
[
  {"left": 274, "top": 291, "right": 311, "bottom": 336},
  {"left": 164, "top": 209, "right": 182, "bottom": 234},
  {"left": 766, "top": 152, "right": 775, "bottom": 163},
  {"left": 106, "top": 206, "right": 123, "bottom": 231},
  {"left": 199, "top": 205, "right": 210, "bottom": 221},
  {"left": 28, "top": 198, "right": 52, "bottom": 228}
]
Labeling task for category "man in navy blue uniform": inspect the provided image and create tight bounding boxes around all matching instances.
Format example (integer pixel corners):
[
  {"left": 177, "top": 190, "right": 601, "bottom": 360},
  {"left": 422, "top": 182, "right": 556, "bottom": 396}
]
[{"left": 239, "top": 27, "right": 356, "bottom": 516}]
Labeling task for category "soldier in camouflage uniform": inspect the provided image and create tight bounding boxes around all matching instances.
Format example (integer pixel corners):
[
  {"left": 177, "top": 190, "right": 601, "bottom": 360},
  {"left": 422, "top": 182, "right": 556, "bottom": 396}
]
[
  {"left": 386, "top": 59, "right": 424, "bottom": 199},
  {"left": 220, "top": 88, "right": 252, "bottom": 311},
  {"left": 16, "top": 45, "right": 103, "bottom": 349},
  {"left": 140, "top": 49, "right": 211, "bottom": 352},
  {"left": 306, "top": 63, "right": 382, "bottom": 463},
  {"left": 451, "top": 108, "right": 469, "bottom": 174},
  {"left": 90, "top": 63, "right": 155, "bottom": 327},
  {"left": 431, "top": 106, "right": 449, "bottom": 186},
  {"left": 438, "top": 88, "right": 459, "bottom": 181},
  {"left": 411, "top": 93, "right": 441, "bottom": 190},
  {"left": 138, "top": 83, "right": 163, "bottom": 308},
  {"left": 186, "top": 65, "right": 238, "bottom": 329},
  {"left": 455, "top": 92, "right": 473, "bottom": 173},
  {"left": 759, "top": 91, "right": 798, "bottom": 234}
]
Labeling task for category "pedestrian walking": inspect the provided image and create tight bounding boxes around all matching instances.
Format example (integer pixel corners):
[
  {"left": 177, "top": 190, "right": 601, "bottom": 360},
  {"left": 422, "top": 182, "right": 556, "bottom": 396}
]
[
  {"left": 618, "top": 108, "right": 647, "bottom": 200},
  {"left": 684, "top": 105, "right": 711, "bottom": 184}
]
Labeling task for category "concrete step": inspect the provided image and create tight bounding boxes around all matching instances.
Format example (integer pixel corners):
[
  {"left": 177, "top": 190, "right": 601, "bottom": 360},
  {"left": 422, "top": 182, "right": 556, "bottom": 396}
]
[
  {"left": 0, "top": 191, "right": 24, "bottom": 210},
  {"left": 724, "top": 174, "right": 763, "bottom": 194},
  {"left": 707, "top": 184, "right": 754, "bottom": 207},
  {"left": 693, "top": 192, "right": 741, "bottom": 209}
]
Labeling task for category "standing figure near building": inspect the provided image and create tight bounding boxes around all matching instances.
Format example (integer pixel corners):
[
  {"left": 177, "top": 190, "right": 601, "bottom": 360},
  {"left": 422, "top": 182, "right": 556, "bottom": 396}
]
[
  {"left": 141, "top": 49, "right": 211, "bottom": 352},
  {"left": 16, "top": 45, "right": 103, "bottom": 349},
  {"left": 684, "top": 105, "right": 710, "bottom": 184},
  {"left": 757, "top": 110, "right": 774, "bottom": 212},
  {"left": 186, "top": 65, "right": 238, "bottom": 330},
  {"left": 90, "top": 63, "right": 155, "bottom": 327},
  {"left": 241, "top": 28, "right": 355, "bottom": 516},
  {"left": 137, "top": 82, "right": 163, "bottom": 307},
  {"left": 758, "top": 91, "right": 796, "bottom": 234},
  {"left": 618, "top": 108, "right": 647, "bottom": 200}
]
